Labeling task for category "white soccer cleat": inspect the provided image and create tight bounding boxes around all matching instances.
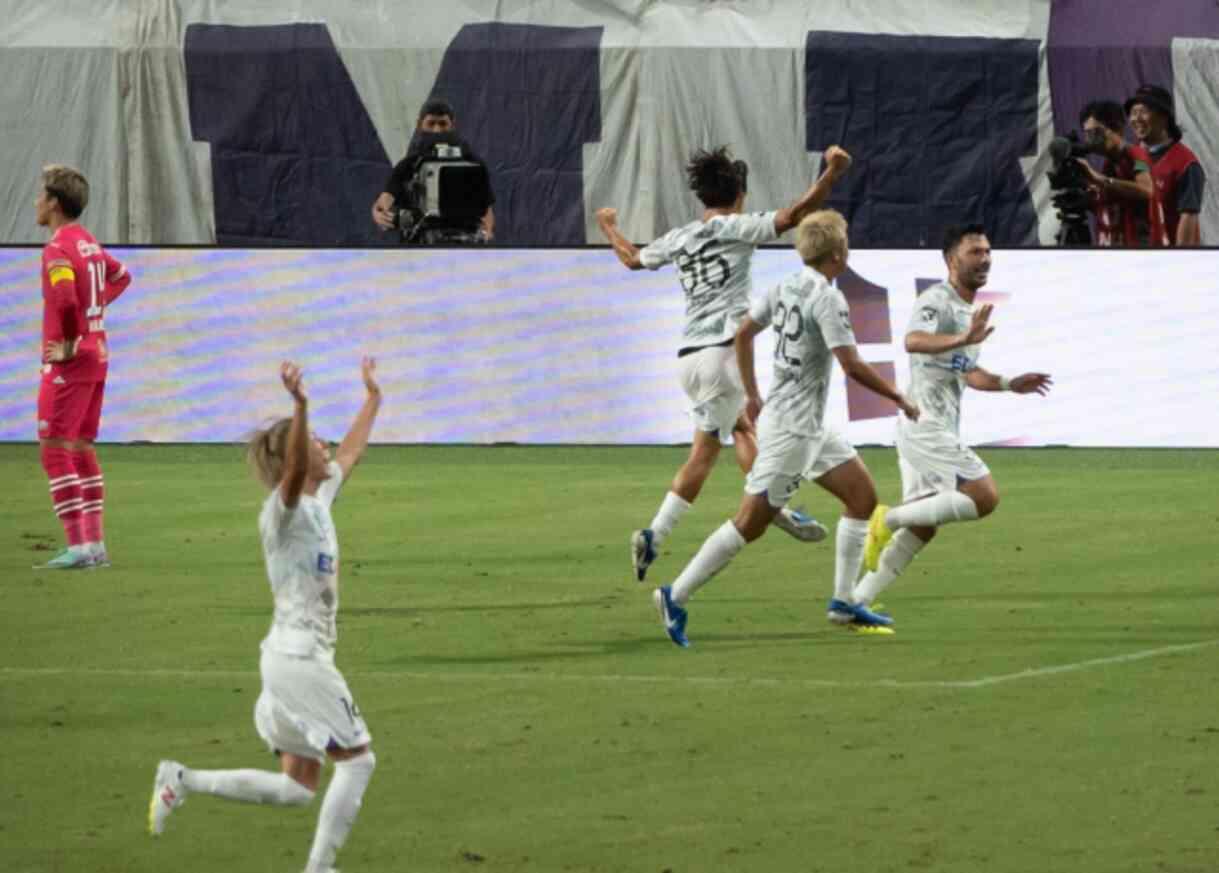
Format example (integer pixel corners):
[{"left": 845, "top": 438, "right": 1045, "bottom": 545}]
[{"left": 148, "top": 760, "right": 187, "bottom": 835}]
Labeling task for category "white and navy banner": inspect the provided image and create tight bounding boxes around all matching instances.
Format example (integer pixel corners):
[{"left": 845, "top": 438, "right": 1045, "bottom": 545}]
[
  {"left": 1, "top": 1, "right": 1216, "bottom": 248},
  {"left": 2, "top": 246, "right": 1217, "bottom": 447}
]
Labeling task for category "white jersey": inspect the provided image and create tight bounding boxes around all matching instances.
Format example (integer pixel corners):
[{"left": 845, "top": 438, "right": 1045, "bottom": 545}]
[
  {"left": 640, "top": 211, "right": 779, "bottom": 348},
  {"left": 749, "top": 267, "right": 856, "bottom": 438},
  {"left": 903, "top": 281, "right": 982, "bottom": 436},
  {"left": 258, "top": 461, "right": 344, "bottom": 660}
]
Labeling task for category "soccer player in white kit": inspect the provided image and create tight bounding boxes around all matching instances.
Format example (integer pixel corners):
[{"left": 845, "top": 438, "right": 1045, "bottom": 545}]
[
  {"left": 854, "top": 225, "right": 1052, "bottom": 609},
  {"left": 597, "top": 144, "right": 853, "bottom": 583},
  {"left": 148, "top": 358, "right": 383, "bottom": 873},
  {"left": 652, "top": 210, "right": 919, "bottom": 647}
]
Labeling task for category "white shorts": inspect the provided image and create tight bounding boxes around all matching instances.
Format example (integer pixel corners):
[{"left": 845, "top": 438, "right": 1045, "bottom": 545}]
[
  {"left": 678, "top": 344, "right": 745, "bottom": 443},
  {"left": 744, "top": 426, "right": 857, "bottom": 509},
  {"left": 896, "top": 423, "right": 991, "bottom": 502},
  {"left": 254, "top": 649, "right": 371, "bottom": 761}
]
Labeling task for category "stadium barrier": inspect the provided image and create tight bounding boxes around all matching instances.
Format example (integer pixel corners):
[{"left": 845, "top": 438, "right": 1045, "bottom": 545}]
[{"left": 1, "top": 247, "right": 1215, "bottom": 447}]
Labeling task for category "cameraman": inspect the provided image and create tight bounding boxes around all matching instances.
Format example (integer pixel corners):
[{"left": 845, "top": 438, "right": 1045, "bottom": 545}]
[
  {"left": 1074, "top": 100, "right": 1150, "bottom": 247},
  {"left": 1126, "top": 85, "right": 1205, "bottom": 247},
  {"left": 371, "top": 99, "right": 495, "bottom": 241}
]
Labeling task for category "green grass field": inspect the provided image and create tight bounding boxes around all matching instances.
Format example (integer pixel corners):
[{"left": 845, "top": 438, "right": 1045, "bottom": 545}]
[{"left": 1, "top": 443, "right": 1216, "bottom": 873}]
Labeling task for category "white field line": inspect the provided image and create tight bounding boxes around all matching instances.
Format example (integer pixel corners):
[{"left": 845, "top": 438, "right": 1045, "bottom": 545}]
[{"left": 2, "top": 639, "right": 1216, "bottom": 690}]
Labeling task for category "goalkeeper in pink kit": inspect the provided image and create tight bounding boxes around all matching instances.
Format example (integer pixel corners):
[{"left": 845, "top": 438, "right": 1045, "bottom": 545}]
[{"left": 34, "top": 165, "right": 130, "bottom": 569}]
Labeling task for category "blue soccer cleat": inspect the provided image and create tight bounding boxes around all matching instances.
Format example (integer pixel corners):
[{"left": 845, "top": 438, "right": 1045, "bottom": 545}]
[
  {"left": 631, "top": 528, "right": 657, "bottom": 582},
  {"left": 653, "top": 585, "right": 689, "bottom": 648},
  {"left": 826, "top": 598, "right": 894, "bottom": 629}
]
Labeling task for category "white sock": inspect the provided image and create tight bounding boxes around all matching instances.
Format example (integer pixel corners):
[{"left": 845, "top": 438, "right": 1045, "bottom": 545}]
[
  {"left": 181, "top": 768, "right": 315, "bottom": 806},
  {"left": 649, "top": 492, "right": 692, "bottom": 547},
  {"left": 885, "top": 491, "right": 978, "bottom": 530},
  {"left": 671, "top": 521, "right": 746, "bottom": 605},
  {"left": 306, "top": 751, "right": 376, "bottom": 872},
  {"left": 853, "top": 529, "right": 927, "bottom": 605},
  {"left": 833, "top": 517, "right": 869, "bottom": 601}
]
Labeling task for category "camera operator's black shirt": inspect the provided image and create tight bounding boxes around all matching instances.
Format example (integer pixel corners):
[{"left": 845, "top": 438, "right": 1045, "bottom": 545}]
[{"left": 384, "top": 136, "right": 496, "bottom": 209}]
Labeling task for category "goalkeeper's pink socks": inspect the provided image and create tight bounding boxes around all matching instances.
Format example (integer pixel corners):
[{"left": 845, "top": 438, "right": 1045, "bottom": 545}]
[
  {"left": 71, "top": 449, "right": 105, "bottom": 548},
  {"left": 41, "top": 444, "right": 85, "bottom": 548}
]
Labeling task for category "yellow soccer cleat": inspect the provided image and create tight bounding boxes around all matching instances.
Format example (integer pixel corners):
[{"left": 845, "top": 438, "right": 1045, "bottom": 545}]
[
  {"left": 863, "top": 504, "right": 892, "bottom": 572},
  {"left": 847, "top": 624, "right": 896, "bottom": 636}
]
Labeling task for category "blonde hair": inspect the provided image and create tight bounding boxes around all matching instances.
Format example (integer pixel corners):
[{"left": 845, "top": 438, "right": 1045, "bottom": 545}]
[
  {"left": 41, "top": 164, "right": 89, "bottom": 219},
  {"left": 247, "top": 418, "right": 293, "bottom": 490},
  {"left": 795, "top": 209, "right": 848, "bottom": 266}
]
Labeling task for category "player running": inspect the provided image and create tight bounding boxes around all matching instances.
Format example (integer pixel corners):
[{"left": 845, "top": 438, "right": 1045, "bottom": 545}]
[
  {"left": 148, "top": 358, "right": 382, "bottom": 873},
  {"left": 34, "top": 165, "right": 131, "bottom": 569},
  {"left": 853, "top": 225, "right": 1052, "bottom": 609},
  {"left": 596, "top": 145, "right": 853, "bottom": 583},
  {"left": 652, "top": 210, "right": 919, "bottom": 647}
]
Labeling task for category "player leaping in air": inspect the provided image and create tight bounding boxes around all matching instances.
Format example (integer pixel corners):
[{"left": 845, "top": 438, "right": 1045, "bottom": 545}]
[
  {"left": 149, "top": 358, "right": 383, "bottom": 873},
  {"left": 33, "top": 165, "right": 131, "bottom": 569},
  {"left": 853, "top": 224, "right": 1052, "bottom": 612},
  {"left": 597, "top": 144, "right": 852, "bottom": 583}
]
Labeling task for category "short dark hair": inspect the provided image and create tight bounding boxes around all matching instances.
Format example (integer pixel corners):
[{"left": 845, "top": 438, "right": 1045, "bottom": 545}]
[
  {"left": 418, "top": 98, "right": 455, "bottom": 123},
  {"left": 1079, "top": 100, "right": 1126, "bottom": 134},
  {"left": 686, "top": 147, "right": 747, "bottom": 208},
  {"left": 941, "top": 223, "right": 987, "bottom": 256}
]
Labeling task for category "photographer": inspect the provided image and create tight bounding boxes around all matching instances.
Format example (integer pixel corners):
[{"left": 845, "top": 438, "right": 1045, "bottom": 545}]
[
  {"left": 371, "top": 99, "right": 495, "bottom": 243},
  {"left": 1125, "top": 85, "right": 1205, "bottom": 247},
  {"left": 1074, "top": 100, "right": 1150, "bottom": 247}
]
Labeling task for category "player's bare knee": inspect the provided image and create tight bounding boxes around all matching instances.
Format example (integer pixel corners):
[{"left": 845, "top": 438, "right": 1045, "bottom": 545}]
[
  {"left": 690, "top": 434, "right": 720, "bottom": 464},
  {"left": 847, "top": 486, "right": 877, "bottom": 520},
  {"left": 974, "top": 487, "right": 1000, "bottom": 517},
  {"left": 733, "top": 506, "right": 771, "bottom": 543}
]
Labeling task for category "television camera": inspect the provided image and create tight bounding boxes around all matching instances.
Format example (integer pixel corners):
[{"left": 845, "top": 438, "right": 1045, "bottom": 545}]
[{"left": 396, "top": 132, "right": 492, "bottom": 245}]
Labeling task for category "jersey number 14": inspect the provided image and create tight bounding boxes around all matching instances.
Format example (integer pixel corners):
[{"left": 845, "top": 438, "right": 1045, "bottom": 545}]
[{"left": 86, "top": 261, "right": 106, "bottom": 331}]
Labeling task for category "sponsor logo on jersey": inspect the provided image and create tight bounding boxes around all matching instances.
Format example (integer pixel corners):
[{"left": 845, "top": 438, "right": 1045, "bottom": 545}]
[
  {"left": 317, "top": 553, "right": 336, "bottom": 574},
  {"left": 950, "top": 352, "right": 972, "bottom": 372}
]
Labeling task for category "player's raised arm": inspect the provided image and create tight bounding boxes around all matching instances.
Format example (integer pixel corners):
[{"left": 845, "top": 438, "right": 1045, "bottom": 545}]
[
  {"left": 335, "top": 356, "right": 383, "bottom": 480},
  {"left": 595, "top": 207, "right": 644, "bottom": 270},
  {"left": 279, "top": 362, "right": 310, "bottom": 509},
  {"left": 773, "top": 146, "right": 852, "bottom": 235},
  {"left": 906, "top": 303, "right": 995, "bottom": 354}
]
